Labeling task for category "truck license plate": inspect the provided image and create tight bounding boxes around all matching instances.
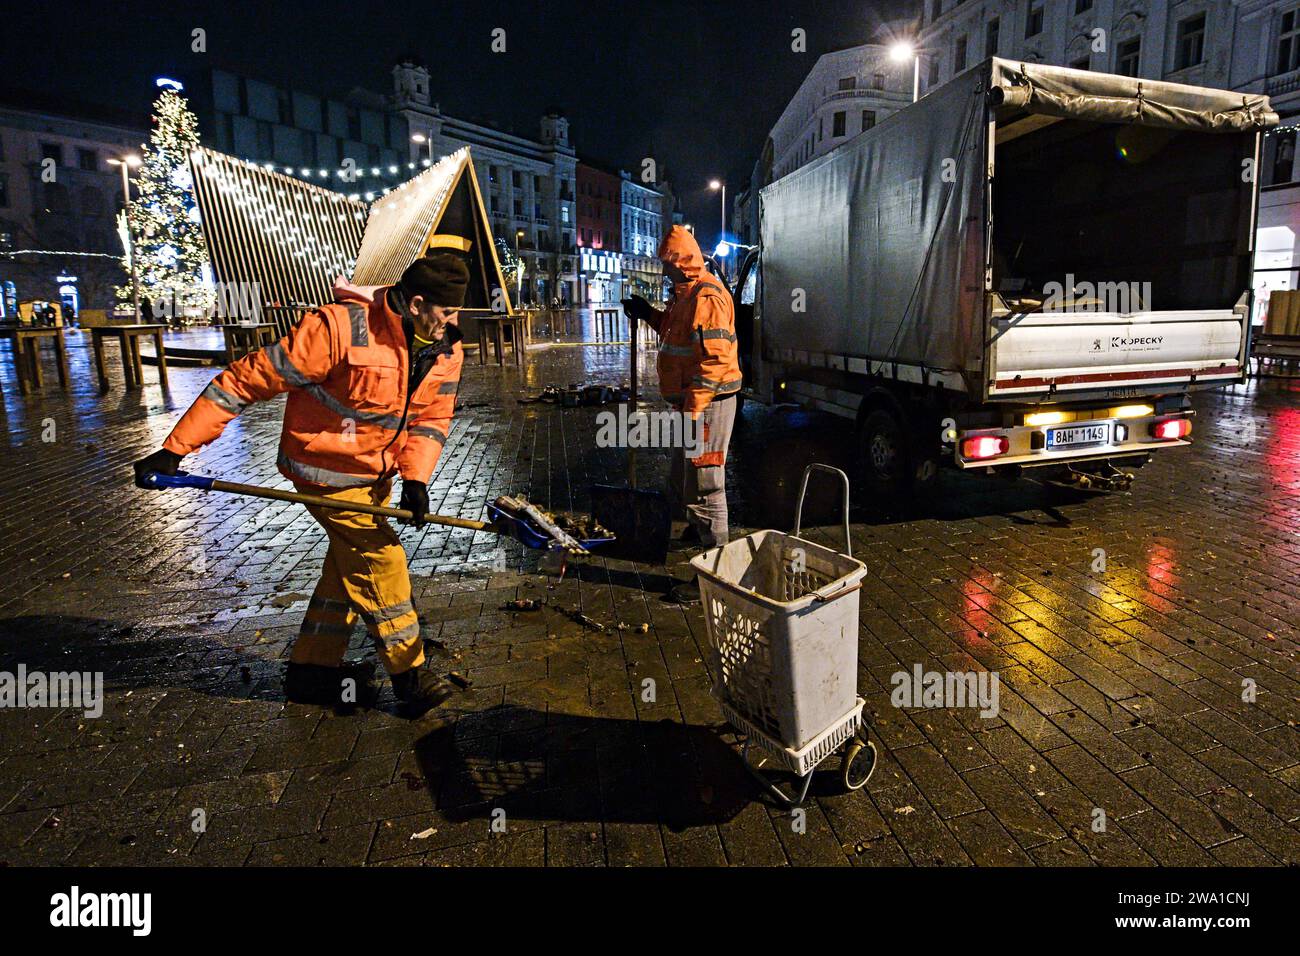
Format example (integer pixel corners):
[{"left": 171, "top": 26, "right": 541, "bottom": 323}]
[{"left": 1046, "top": 423, "right": 1110, "bottom": 449}]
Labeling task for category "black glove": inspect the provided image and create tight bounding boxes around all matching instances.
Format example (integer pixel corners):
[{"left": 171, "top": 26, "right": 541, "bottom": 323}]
[
  {"left": 621, "top": 296, "right": 652, "bottom": 322},
  {"left": 133, "top": 448, "right": 183, "bottom": 489},
  {"left": 398, "top": 480, "right": 429, "bottom": 526}
]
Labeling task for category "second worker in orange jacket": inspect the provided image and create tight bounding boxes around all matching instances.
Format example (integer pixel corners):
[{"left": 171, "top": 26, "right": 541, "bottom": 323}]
[{"left": 624, "top": 226, "right": 741, "bottom": 602}]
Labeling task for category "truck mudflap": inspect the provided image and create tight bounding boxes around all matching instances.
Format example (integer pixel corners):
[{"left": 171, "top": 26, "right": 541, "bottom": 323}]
[
  {"left": 953, "top": 410, "right": 1194, "bottom": 470},
  {"left": 988, "top": 309, "right": 1244, "bottom": 397}
]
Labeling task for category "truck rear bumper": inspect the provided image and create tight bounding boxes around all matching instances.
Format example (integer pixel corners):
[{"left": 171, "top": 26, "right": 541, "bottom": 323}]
[{"left": 954, "top": 412, "right": 1193, "bottom": 469}]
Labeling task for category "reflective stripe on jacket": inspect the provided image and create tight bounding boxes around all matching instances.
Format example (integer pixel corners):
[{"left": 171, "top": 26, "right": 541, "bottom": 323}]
[
  {"left": 163, "top": 289, "right": 462, "bottom": 488},
  {"left": 645, "top": 225, "right": 741, "bottom": 416}
]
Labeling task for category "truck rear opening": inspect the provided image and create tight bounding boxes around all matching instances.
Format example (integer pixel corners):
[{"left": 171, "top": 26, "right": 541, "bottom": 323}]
[{"left": 988, "top": 114, "right": 1255, "bottom": 398}]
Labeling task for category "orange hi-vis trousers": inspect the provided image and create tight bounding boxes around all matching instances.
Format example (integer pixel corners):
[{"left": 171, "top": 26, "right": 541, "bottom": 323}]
[{"left": 289, "top": 480, "right": 424, "bottom": 675}]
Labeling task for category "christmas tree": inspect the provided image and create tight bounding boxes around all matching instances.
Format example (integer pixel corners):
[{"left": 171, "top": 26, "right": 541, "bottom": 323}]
[{"left": 118, "top": 88, "right": 212, "bottom": 318}]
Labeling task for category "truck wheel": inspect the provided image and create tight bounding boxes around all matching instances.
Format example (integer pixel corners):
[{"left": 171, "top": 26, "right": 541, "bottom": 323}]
[{"left": 857, "top": 408, "right": 910, "bottom": 496}]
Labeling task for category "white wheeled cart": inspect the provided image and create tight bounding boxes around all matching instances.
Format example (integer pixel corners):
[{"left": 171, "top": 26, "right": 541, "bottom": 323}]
[{"left": 691, "top": 464, "right": 878, "bottom": 806}]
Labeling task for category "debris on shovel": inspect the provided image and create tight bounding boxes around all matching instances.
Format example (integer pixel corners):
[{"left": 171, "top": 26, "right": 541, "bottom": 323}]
[
  {"left": 615, "top": 622, "right": 650, "bottom": 633},
  {"left": 505, "top": 598, "right": 542, "bottom": 612}
]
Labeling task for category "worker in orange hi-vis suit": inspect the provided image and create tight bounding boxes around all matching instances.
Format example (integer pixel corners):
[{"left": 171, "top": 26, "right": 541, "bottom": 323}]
[
  {"left": 623, "top": 225, "right": 742, "bottom": 603},
  {"left": 132, "top": 254, "right": 471, "bottom": 716}
]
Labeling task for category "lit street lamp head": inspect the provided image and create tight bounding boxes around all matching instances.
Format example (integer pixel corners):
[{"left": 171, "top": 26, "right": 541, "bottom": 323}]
[{"left": 890, "top": 41, "right": 915, "bottom": 62}]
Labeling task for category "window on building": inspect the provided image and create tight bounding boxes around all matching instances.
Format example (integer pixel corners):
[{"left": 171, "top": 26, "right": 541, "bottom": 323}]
[
  {"left": 1074, "top": 0, "right": 1093, "bottom": 13},
  {"left": 77, "top": 148, "right": 97, "bottom": 171},
  {"left": 346, "top": 107, "right": 361, "bottom": 141},
  {"left": 931, "top": 0, "right": 942, "bottom": 22},
  {"left": 986, "top": 18, "right": 1000, "bottom": 57},
  {"left": 837, "top": 76, "right": 856, "bottom": 91},
  {"left": 832, "top": 111, "right": 846, "bottom": 137},
  {"left": 954, "top": 35, "right": 967, "bottom": 72},
  {"left": 0, "top": 132, "right": 6, "bottom": 161},
  {"left": 277, "top": 89, "right": 293, "bottom": 126},
  {"left": 1117, "top": 37, "right": 1141, "bottom": 76},
  {"left": 512, "top": 170, "right": 522, "bottom": 188},
  {"left": 1272, "top": 130, "right": 1297, "bottom": 185},
  {"left": 862, "top": 110, "right": 877, "bottom": 132},
  {"left": 1278, "top": 8, "right": 1300, "bottom": 74},
  {"left": 41, "top": 142, "right": 63, "bottom": 165},
  {"left": 79, "top": 186, "right": 102, "bottom": 218},
  {"left": 1026, "top": 3, "right": 1044, "bottom": 38},
  {"left": 256, "top": 121, "right": 273, "bottom": 156},
  {"left": 0, "top": 173, "right": 8, "bottom": 208},
  {"left": 928, "top": 57, "right": 940, "bottom": 86},
  {"left": 1176, "top": 13, "right": 1206, "bottom": 70},
  {"left": 44, "top": 182, "right": 71, "bottom": 215},
  {"left": 872, "top": 72, "right": 885, "bottom": 90}
]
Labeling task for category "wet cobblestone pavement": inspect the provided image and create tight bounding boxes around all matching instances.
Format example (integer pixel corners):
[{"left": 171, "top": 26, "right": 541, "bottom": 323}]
[{"left": 1, "top": 323, "right": 1297, "bottom": 866}]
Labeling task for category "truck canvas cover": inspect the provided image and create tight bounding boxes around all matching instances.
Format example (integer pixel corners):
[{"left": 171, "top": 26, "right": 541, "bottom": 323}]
[{"left": 758, "top": 57, "right": 1276, "bottom": 396}]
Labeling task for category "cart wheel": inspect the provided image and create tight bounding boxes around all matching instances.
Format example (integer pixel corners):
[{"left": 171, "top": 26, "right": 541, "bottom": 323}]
[{"left": 842, "top": 738, "right": 878, "bottom": 791}]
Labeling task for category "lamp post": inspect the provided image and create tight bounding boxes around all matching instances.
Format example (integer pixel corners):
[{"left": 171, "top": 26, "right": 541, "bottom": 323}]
[
  {"left": 411, "top": 132, "right": 433, "bottom": 166},
  {"left": 708, "top": 179, "right": 727, "bottom": 275},
  {"left": 108, "top": 154, "right": 143, "bottom": 323},
  {"left": 890, "top": 41, "right": 920, "bottom": 103}
]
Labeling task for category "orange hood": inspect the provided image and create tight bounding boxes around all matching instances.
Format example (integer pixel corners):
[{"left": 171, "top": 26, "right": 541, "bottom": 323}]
[{"left": 657, "top": 225, "right": 706, "bottom": 282}]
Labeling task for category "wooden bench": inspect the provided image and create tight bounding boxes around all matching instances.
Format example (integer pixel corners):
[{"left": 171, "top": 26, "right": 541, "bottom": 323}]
[
  {"left": 476, "top": 314, "right": 528, "bottom": 369},
  {"left": 0, "top": 325, "right": 70, "bottom": 395},
  {"left": 90, "top": 323, "right": 168, "bottom": 390},
  {"left": 219, "top": 322, "right": 278, "bottom": 363}
]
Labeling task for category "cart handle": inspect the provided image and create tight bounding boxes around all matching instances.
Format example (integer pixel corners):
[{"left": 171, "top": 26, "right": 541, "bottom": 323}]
[
  {"left": 812, "top": 580, "right": 862, "bottom": 603},
  {"left": 793, "top": 464, "right": 852, "bottom": 557}
]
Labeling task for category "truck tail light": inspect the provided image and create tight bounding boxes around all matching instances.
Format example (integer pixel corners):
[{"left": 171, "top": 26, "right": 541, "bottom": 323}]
[
  {"left": 961, "top": 435, "right": 1009, "bottom": 460},
  {"left": 1151, "top": 417, "right": 1192, "bottom": 440}
]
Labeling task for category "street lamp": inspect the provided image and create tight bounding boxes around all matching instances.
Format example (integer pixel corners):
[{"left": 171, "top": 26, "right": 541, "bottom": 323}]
[
  {"left": 708, "top": 179, "right": 727, "bottom": 272},
  {"left": 890, "top": 41, "right": 920, "bottom": 103},
  {"left": 108, "top": 154, "right": 143, "bottom": 323},
  {"left": 411, "top": 132, "right": 433, "bottom": 166}
]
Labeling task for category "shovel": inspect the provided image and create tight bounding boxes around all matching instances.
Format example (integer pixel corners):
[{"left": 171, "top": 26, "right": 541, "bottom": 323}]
[
  {"left": 589, "top": 310, "right": 672, "bottom": 564},
  {"left": 139, "top": 471, "right": 615, "bottom": 553}
]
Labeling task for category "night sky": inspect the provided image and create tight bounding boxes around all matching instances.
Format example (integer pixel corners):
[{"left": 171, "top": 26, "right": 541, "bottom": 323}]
[{"left": 7, "top": 0, "right": 915, "bottom": 235}]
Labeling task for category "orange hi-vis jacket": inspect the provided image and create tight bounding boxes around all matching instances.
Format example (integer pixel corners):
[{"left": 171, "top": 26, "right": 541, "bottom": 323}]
[
  {"left": 643, "top": 225, "right": 741, "bottom": 417},
  {"left": 163, "top": 286, "right": 463, "bottom": 489}
]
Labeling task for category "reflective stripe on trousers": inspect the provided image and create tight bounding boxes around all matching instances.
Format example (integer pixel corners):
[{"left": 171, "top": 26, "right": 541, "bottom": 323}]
[
  {"left": 668, "top": 396, "right": 736, "bottom": 549},
  {"left": 289, "top": 479, "right": 425, "bottom": 675}
]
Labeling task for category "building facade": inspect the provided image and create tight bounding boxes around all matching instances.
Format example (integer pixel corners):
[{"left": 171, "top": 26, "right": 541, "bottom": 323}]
[
  {"left": 620, "top": 171, "right": 667, "bottom": 300},
  {"left": 184, "top": 67, "right": 412, "bottom": 197},
  {"left": 184, "top": 62, "right": 581, "bottom": 307},
  {"left": 0, "top": 97, "right": 143, "bottom": 317},
  {"left": 395, "top": 62, "right": 579, "bottom": 307},
  {"left": 576, "top": 161, "right": 624, "bottom": 303},
  {"left": 917, "top": 0, "right": 1300, "bottom": 318},
  {"left": 734, "top": 44, "right": 912, "bottom": 245}
]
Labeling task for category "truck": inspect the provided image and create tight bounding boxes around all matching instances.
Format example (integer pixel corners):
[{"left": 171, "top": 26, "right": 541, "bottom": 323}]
[{"left": 733, "top": 57, "right": 1277, "bottom": 494}]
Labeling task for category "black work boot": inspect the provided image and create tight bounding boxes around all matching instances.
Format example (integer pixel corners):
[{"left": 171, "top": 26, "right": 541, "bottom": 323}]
[
  {"left": 284, "top": 660, "right": 377, "bottom": 707},
  {"left": 391, "top": 666, "right": 456, "bottom": 717}
]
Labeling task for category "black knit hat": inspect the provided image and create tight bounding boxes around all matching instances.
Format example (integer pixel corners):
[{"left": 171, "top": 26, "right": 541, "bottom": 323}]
[{"left": 399, "top": 253, "right": 470, "bottom": 308}]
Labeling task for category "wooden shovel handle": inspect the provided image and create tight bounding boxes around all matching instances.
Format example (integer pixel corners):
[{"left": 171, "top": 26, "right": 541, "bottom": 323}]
[{"left": 208, "top": 478, "right": 491, "bottom": 531}]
